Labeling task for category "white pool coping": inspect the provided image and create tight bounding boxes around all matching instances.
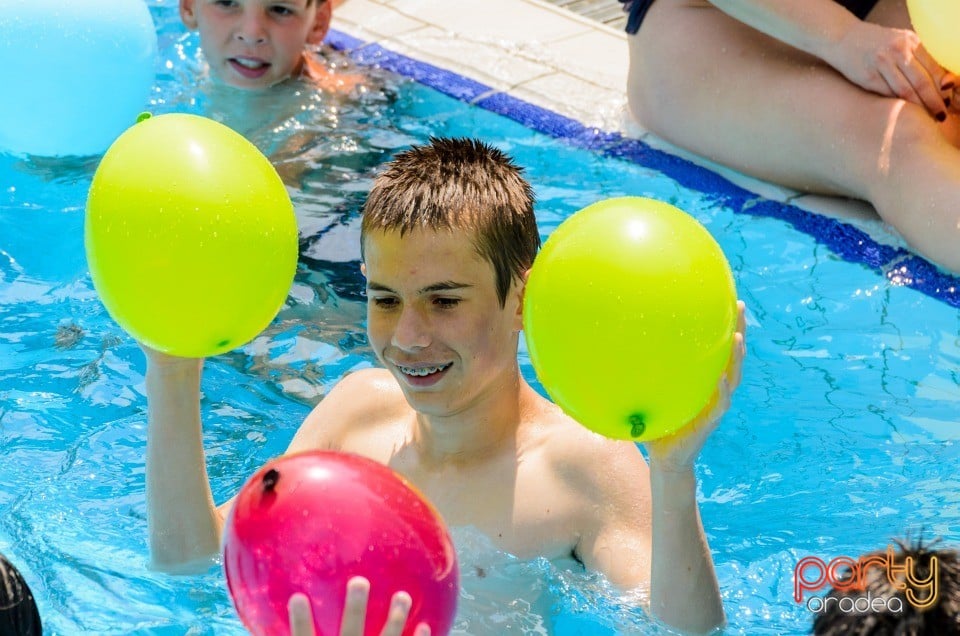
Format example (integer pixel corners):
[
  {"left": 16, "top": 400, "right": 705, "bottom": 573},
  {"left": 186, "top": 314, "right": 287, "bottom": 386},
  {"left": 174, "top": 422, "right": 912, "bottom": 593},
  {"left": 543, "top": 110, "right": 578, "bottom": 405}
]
[{"left": 332, "top": 0, "right": 899, "bottom": 248}]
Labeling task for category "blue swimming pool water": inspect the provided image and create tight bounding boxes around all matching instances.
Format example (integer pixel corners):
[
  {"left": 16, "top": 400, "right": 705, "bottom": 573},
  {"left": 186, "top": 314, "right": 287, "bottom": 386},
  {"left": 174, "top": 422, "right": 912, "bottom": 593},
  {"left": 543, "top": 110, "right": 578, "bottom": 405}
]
[{"left": 2, "top": 2, "right": 960, "bottom": 635}]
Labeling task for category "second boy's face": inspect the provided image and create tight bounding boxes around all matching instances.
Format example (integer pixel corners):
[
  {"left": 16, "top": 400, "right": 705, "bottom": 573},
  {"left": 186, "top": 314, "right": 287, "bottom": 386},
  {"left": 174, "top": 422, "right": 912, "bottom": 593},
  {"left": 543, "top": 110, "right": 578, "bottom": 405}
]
[
  {"left": 179, "top": 0, "right": 327, "bottom": 89},
  {"left": 363, "top": 228, "right": 525, "bottom": 419}
]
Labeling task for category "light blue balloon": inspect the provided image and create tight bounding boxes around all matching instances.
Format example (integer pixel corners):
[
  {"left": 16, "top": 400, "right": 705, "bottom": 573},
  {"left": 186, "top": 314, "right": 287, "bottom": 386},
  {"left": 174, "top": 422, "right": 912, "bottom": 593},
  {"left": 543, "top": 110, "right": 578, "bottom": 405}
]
[{"left": 0, "top": 0, "right": 157, "bottom": 157}]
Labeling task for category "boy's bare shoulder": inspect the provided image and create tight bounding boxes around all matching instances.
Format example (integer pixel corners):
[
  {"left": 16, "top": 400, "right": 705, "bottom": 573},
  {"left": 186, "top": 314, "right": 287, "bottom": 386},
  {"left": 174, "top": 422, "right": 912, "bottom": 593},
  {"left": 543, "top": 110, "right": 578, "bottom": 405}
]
[
  {"left": 530, "top": 399, "right": 644, "bottom": 460},
  {"left": 531, "top": 401, "right": 650, "bottom": 499},
  {"left": 333, "top": 366, "right": 403, "bottom": 399},
  {"left": 288, "top": 368, "right": 409, "bottom": 452},
  {"left": 318, "top": 367, "right": 408, "bottom": 421}
]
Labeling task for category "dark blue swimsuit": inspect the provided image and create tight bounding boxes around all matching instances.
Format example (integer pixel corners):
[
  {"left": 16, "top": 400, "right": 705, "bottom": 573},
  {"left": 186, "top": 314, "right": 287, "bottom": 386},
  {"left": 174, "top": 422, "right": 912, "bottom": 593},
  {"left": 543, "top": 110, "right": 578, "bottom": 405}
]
[{"left": 620, "top": 0, "right": 881, "bottom": 34}]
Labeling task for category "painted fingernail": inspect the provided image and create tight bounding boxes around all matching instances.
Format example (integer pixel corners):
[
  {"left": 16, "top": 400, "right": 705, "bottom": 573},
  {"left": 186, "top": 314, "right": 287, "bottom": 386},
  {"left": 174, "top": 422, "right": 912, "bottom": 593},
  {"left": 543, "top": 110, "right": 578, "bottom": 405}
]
[
  {"left": 936, "top": 111, "right": 947, "bottom": 122},
  {"left": 942, "top": 80, "right": 955, "bottom": 90}
]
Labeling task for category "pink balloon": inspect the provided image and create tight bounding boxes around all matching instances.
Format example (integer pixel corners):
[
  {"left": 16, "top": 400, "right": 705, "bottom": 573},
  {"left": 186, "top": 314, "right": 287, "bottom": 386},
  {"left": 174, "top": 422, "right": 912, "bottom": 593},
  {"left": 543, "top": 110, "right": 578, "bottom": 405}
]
[{"left": 223, "top": 451, "right": 459, "bottom": 636}]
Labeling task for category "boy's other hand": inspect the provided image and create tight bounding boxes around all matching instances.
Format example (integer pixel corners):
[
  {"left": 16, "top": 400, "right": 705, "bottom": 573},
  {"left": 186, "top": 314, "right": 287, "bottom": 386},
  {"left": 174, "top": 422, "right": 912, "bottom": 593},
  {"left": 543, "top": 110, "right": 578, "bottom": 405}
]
[
  {"left": 644, "top": 300, "right": 746, "bottom": 472},
  {"left": 287, "top": 577, "right": 432, "bottom": 636}
]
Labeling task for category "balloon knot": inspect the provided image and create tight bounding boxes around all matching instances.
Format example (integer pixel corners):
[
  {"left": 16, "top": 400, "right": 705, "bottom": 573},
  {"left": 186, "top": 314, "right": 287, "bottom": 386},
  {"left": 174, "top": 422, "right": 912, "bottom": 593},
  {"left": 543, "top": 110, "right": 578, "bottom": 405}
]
[
  {"left": 262, "top": 468, "right": 280, "bottom": 492},
  {"left": 628, "top": 413, "right": 646, "bottom": 438}
]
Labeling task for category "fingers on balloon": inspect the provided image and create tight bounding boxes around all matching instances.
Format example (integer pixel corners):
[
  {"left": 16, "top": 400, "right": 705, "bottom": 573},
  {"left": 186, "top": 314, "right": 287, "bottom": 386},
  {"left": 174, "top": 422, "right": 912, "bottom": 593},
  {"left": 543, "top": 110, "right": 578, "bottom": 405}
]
[
  {"left": 340, "top": 578, "right": 370, "bottom": 635},
  {"left": 288, "top": 594, "right": 316, "bottom": 636},
  {"left": 728, "top": 333, "right": 746, "bottom": 391},
  {"left": 347, "top": 576, "right": 371, "bottom": 597},
  {"left": 383, "top": 592, "right": 414, "bottom": 636}
]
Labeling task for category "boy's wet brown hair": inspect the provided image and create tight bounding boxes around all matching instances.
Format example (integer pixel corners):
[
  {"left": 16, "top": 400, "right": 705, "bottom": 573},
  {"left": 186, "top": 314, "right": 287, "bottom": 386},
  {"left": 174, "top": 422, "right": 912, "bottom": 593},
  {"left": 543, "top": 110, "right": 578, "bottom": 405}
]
[{"left": 360, "top": 137, "right": 540, "bottom": 307}]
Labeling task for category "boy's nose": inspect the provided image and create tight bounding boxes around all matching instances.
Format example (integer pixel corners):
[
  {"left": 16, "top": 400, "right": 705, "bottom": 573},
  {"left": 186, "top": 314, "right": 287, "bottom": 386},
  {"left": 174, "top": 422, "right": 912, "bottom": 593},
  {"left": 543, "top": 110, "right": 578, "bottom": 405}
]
[
  {"left": 236, "top": 17, "right": 267, "bottom": 44},
  {"left": 236, "top": 31, "right": 266, "bottom": 44},
  {"left": 391, "top": 306, "right": 430, "bottom": 351}
]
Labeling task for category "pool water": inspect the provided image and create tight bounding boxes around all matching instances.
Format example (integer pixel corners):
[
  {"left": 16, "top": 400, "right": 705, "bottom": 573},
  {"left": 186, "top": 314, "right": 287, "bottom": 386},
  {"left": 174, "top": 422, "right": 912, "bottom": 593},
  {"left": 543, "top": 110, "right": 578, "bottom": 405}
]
[{"left": 2, "top": 2, "right": 960, "bottom": 635}]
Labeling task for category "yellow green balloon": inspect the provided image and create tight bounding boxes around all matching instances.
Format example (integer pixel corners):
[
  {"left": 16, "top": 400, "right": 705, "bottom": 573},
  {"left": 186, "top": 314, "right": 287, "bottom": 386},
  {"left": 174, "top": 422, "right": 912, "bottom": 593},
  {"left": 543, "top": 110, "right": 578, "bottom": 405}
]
[
  {"left": 523, "top": 197, "right": 737, "bottom": 441},
  {"left": 85, "top": 113, "right": 298, "bottom": 358},
  {"left": 908, "top": 0, "right": 960, "bottom": 74}
]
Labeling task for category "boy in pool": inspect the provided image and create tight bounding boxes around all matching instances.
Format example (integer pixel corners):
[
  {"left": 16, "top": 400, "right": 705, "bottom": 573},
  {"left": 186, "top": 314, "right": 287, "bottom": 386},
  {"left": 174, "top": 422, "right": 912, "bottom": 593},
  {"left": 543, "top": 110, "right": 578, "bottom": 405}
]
[
  {"left": 177, "top": 0, "right": 366, "bottom": 186},
  {"left": 178, "top": 0, "right": 356, "bottom": 91},
  {"left": 142, "top": 137, "right": 746, "bottom": 635}
]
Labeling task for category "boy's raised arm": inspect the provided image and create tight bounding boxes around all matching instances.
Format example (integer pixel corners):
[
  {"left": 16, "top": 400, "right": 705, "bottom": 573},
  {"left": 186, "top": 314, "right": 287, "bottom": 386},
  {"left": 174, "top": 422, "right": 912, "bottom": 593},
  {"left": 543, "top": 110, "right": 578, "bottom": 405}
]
[
  {"left": 144, "top": 347, "right": 222, "bottom": 572},
  {"left": 645, "top": 455, "right": 725, "bottom": 634},
  {"left": 644, "top": 301, "right": 745, "bottom": 633},
  {"left": 577, "top": 412, "right": 725, "bottom": 634}
]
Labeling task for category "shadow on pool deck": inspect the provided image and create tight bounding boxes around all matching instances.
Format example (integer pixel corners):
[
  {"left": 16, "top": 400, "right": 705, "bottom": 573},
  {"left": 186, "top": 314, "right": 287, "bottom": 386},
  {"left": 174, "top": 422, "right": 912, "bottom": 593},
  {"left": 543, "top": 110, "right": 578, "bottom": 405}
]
[{"left": 541, "top": 0, "right": 629, "bottom": 30}]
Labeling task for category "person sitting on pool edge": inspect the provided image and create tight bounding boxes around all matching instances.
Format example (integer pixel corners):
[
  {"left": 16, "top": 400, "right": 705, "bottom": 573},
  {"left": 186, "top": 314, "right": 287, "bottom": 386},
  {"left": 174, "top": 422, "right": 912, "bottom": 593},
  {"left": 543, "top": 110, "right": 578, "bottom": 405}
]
[
  {"left": 812, "top": 538, "right": 960, "bottom": 635},
  {"left": 0, "top": 551, "right": 42, "bottom": 636},
  {"left": 178, "top": 0, "right": 357, "bottom": 92},
  {"left": 142, "top": 136, "right": 747, "bottom": 635},
  {"left": 622, "top": 0, "right": 960, "bottom": 274}
]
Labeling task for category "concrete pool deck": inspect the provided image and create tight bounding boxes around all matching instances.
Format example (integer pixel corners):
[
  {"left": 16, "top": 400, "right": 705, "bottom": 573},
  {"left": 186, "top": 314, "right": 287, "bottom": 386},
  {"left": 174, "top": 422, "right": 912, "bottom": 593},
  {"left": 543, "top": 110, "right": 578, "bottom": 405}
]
[{"left": 331, "top": 0, "right": 899, "bottom": 249}]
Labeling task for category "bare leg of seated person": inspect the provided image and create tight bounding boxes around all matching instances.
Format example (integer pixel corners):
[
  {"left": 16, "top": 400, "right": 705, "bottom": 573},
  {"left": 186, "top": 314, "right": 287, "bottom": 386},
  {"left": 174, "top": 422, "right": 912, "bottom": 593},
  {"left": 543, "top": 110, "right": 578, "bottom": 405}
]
[{"left": 627, "top": 0, "right": 960, "bottom": 273}]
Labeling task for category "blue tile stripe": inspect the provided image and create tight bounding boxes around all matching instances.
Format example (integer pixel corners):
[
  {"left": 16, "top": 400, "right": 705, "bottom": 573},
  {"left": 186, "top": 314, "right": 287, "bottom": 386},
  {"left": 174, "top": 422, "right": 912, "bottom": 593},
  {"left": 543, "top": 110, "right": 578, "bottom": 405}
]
[{"left": 326, "top": 29, "right": 960, "bottom": 308}]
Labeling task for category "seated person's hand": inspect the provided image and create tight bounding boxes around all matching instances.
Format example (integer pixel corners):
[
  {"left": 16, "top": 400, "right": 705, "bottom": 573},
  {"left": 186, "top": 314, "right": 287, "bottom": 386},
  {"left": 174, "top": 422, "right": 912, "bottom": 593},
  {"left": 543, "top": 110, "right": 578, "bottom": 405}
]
[
  {"left": 643, "top": 300, "right": 746, "bottom": 471},
  {"left": 834, "top": 21, "right": 954, "bottom": 120},
  {"left": 287, "top": 577, "right": 431, "bottom": 636}
]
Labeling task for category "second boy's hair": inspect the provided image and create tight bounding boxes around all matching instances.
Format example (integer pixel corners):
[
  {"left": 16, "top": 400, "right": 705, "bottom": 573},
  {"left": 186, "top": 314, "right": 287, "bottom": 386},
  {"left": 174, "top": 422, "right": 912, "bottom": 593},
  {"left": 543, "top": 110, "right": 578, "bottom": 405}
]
[
  {"left": 812, "top": 540, "right": 960, "bottom": 636},
  {"left": 360, "top": 137, "right": 540, "bottom": 306},
  {"left": 0, "top": 552, "right": 42, "bottom": 636}
]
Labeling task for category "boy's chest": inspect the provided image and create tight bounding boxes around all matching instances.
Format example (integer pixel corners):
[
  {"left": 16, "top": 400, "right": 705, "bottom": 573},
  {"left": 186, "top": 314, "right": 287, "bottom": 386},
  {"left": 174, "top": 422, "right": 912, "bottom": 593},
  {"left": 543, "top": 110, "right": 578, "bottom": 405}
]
[
  {"left": 405, "top": 457, "right": 586, "bottom": 562},
  {"left": 337, "top": 425, "right": 589, "bottom": 561}
]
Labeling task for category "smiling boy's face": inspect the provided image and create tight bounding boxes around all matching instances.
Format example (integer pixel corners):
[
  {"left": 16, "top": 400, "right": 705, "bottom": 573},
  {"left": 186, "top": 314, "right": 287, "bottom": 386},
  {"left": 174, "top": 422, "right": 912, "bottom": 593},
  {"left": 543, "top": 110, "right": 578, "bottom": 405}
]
[
  {"left": 179, "top": 0, "right": 329, "bottom": 90},
  {"left": 362, "top": 227, "right": 526, "bottom": 418}
]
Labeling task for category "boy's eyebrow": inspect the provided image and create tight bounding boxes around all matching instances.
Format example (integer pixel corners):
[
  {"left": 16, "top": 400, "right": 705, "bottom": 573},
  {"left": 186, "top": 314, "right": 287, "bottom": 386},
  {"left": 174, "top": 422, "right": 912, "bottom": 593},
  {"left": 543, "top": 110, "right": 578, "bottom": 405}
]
[
  {"left": 366, "top": 281, "right": 473, "bottom": 294},
  {"left": 421, "top": 281, "right": 472, "bottom": 293}
]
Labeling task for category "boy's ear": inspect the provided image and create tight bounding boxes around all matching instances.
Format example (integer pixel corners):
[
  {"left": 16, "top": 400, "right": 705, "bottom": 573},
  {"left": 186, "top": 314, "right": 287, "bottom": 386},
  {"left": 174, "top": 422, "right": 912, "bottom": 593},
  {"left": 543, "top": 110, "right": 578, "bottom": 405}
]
[
  {"left": 360, "top": 263, "right": 367, "bottom": 278},
  {"left": 179, "top": 0, "right": 199, "bottom": 29},
  {"left": 513, "top": 269, "right": 530, "bottom": 330},
  {"left": 307, "top": 0, "right": 333, "bottom": 45}
]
